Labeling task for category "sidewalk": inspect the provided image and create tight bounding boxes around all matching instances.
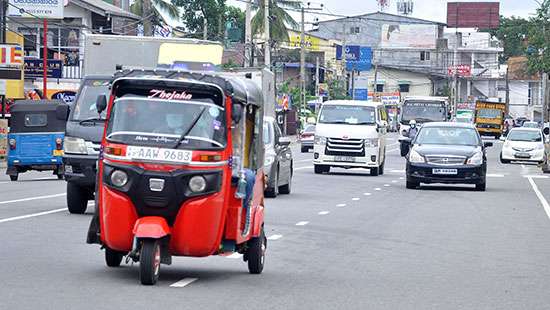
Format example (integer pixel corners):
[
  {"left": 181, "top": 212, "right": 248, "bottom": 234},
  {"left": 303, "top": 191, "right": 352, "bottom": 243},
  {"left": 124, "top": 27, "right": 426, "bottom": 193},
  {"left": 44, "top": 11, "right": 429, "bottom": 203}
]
[{"left": 0, "top": 159, "right": 6, "bottom": 169}]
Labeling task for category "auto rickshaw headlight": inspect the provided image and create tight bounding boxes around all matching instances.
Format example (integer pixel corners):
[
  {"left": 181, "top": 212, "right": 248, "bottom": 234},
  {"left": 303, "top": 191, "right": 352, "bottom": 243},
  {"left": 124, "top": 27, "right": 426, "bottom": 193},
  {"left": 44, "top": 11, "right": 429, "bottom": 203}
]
[
  {"left": 110, "top": 170, "right": 128, "bottom": 187},
  {"left": 189, "top": 175, "right": 207, "bottom": 193}
]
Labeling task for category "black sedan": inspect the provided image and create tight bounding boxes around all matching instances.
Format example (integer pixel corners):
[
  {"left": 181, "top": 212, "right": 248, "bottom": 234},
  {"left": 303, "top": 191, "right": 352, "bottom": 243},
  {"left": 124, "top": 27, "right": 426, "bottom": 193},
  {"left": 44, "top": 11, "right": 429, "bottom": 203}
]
[{"left": 403, "top": 122, "right": 493, "bottom": 191}]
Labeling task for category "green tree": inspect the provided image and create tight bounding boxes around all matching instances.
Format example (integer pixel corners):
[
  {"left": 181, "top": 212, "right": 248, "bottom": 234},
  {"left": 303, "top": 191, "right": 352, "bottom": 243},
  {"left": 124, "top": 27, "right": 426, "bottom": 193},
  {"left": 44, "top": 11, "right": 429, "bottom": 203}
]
[
  {"left": 252, "top": 0, "right": 300, "bottom": 44},
  {"left": 526, "top": 0, "right": 550, "bottom": 73},
  {"left": 130, "top": 0, "right": 180, "bottom": 36},
  {"left": 481, "top": 16, "right": 530, "bottom": 63}
]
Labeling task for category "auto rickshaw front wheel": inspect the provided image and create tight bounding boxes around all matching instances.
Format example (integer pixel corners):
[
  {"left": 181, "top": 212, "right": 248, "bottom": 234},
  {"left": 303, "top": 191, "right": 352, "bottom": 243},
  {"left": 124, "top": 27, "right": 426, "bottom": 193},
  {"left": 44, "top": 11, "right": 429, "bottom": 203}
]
[
  {"left": 67, "top": 182, "right": 88, "bottom": 214},
  {"left": 139, "top": 239, "right": 161, "bottom": 285},
  {"left": 247, "top": 228, "right": 266, "bottom": 274},
  {"left": 9, "top": 174, "right": 18, "bottom": 181},
  {"left": 105, "top": 247, "right": 125, "bottom": 267}
]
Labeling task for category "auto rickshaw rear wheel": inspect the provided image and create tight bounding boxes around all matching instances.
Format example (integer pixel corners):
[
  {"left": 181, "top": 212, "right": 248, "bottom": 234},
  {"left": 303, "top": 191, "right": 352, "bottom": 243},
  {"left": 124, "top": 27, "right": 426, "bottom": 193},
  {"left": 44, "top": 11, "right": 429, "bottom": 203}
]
[
  {"left": 247, "top": 228, "right": 266, "bottom": 274},
  {"left": 139, "top": 239, "right": 161, "bottom": 285},
  {"left": 9, "top": 174, "right": 18, "bottom": 181},
  {"left": 67, "top": 182, "right": 88, "bottom": 214},
  {"left": 105, "top": 247, "right": 125, "bottom": 267}
]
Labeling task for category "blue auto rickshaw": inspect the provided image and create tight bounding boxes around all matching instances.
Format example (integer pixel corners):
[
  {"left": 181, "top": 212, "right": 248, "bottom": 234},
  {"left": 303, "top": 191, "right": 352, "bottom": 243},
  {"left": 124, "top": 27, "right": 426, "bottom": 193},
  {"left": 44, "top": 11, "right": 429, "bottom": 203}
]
[{"left": 6, "top": 100, "right": 69, "bottom": 181}]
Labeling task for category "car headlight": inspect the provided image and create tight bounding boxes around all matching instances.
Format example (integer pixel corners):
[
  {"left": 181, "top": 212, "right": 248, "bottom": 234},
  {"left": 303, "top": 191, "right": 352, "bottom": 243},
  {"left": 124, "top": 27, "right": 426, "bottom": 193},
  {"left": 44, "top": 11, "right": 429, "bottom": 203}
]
[
  {"left": 314, "top": 135, "right": 326, "bottom": 145},
  {"left": 364, "top": 138, "right": 379, "bottom": 148},
  {"left": 189, "top": 175, "right": 206, "bottom": 193},
  {"left": 64, "top": 136, "right": 87, "bottom": 154},
  {"left": 408, "top": 149, "right": 425, "bottom": 163},
  {"left": 110, "top": 170, "right": 128, "bottom": 187},
  {"left": 467, "top": 151, "right": 483, "bottom": 165}
]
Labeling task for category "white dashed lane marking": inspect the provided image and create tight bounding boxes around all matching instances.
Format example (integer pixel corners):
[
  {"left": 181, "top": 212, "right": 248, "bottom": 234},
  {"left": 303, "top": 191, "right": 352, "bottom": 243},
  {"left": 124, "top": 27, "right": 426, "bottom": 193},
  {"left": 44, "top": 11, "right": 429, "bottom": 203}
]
[
  {"left": 363, "top": 193, "right": 371, "bottom": 196},
  {"left": 374, "top": 188, "right": 381, "bottom": 191},
  {"left": 294, "top": 166, "right": 313, "bottom": 171},
  {"left": 0, "top": 208, "right": 66, "bottom": 224},
  {"left": 170, "top": 278, "right": 198, "bottom": 288},
  {"left": 267, "top": 234, "right": 283, "bottom": 240},
  {"left": 0, "top": 193, "right": 66, "bottom": 205},
  {"left": 296, "top": 221, "right": 309, "bottom": 226},
  {"left": 336, "top": 203, "right": 346, "bottom": 207},
  {"left": 352, "top": 198, "right": 360, "bottom": 201},
  {"left": 384, "top": 184, "right": 390, "bottom": 187},
  {"left": 318, "top": 211, "right": 330, "bottom": 215}
]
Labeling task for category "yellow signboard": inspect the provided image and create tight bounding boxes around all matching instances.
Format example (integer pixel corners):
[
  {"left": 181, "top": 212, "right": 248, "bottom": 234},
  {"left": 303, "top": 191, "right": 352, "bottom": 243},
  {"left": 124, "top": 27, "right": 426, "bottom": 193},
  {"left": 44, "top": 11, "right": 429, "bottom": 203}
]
[
  {"left": 288, "top": 33, "right": 322, "bottom": 51},
  {"left": 158, "top": 43, "right": 224, "bottom": 65},
  {"left": 5, "top": 31, "right": 24, "bottom": 99}
]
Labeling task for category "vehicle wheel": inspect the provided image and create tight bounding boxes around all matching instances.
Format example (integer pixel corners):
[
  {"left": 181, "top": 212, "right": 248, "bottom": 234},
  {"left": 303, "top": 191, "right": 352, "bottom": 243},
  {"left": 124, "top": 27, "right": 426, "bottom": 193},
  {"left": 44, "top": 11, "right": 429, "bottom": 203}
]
[
  {"left": 139, "top": 239, "right": 161, "bottom": 285},
  {"left": 57, "top": 173, "right": 64, "bottom": 180},
  {"left": 300, "top": 146, "right": 307, "bottom": 153},
  {"left": 400, "top": 144, "right": 409, "bottom": 157},
  {"left": 67, "top": 182, "right": 88, "bottom": 214},
  {"left": 247, "top": 228, "right": 266, "bottom": 274},
  {"left": 279, "top": 171, "right": 292, "bottom": 195},
  {"left": 406, "top": 181, "right": 419, "bottom": 189},
  {"left": 264, "top": 169, "right": 279, "bottom": 198},
  {"left": 475, "top": 182, "right": 486, "bottom": 191},
  {"left": 314, "top": 165, "right": 329, "bottom": 174},
  {"left": 370, "top": 167, "right": 379, "bottom": 176},
  {"left": 105, "top": 247, "right": 124, "bottom": 267},
  {"left": 499, "top": 153, "right": 510, "bottom": 164},
  {"left": 9, "top": 174, "right": 18, "bottom": 181}
]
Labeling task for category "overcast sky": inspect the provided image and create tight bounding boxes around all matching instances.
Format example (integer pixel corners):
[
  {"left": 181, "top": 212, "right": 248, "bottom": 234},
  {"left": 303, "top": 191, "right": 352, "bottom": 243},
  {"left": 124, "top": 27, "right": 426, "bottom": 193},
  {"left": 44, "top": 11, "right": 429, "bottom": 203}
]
[{"left": 227, "top": 0, "right": 540, "bottom": 26}]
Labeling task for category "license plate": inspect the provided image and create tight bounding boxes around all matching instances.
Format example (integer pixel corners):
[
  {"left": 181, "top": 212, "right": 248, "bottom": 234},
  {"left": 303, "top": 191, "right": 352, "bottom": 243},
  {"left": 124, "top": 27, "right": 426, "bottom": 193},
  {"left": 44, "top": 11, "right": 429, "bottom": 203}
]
[
  {"left": 515, "top": 152, "right": 531, "bottom": 158},
  {"left": 53, "top": 150, "right": 64, "bottom": 156},
  {"left": 432, "top": 168, "right": 458, "bottom": 175},
  {"left": 126, "top": 146, "right": 192, "bottom": 163},
  {"left": 334, "top": 156, "right": 355, "bottom": 162}
]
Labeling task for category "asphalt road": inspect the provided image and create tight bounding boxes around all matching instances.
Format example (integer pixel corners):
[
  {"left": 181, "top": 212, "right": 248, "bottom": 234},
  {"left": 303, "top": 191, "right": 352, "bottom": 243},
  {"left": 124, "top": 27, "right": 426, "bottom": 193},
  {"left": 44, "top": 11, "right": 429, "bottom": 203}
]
[{"left": 2, "top": 133, "right": 550, "bottom": 309}]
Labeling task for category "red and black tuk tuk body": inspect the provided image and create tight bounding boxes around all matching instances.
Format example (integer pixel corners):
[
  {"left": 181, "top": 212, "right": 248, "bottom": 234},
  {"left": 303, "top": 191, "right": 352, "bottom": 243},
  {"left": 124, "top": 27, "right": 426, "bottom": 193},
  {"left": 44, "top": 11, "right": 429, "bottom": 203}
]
[{"left": 87, "top": 70, "right": 266, "bottom": 285}]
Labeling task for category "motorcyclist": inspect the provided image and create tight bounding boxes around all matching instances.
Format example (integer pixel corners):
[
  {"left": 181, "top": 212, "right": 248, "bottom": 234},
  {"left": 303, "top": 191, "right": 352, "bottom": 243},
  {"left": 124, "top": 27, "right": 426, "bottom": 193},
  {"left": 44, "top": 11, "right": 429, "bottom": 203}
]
[{"left": 408, "top": 119, "right": 419, "bottom": 139}]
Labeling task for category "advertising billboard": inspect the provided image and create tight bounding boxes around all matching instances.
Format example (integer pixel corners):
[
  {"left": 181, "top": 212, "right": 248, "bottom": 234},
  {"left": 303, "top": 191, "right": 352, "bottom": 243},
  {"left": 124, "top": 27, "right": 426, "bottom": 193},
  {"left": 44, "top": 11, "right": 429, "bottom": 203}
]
[
  {"left": 336, "top": 46, "right": 372, "bottom": 71},
  {"left": 447, "top": 2, "right": 500, "bottom": 29},
  {"left": 8, "top": 0, "right": 64, "bottom": 19},
  {"left": 380, "top": 24, "right": 437, "bottom": 49}
]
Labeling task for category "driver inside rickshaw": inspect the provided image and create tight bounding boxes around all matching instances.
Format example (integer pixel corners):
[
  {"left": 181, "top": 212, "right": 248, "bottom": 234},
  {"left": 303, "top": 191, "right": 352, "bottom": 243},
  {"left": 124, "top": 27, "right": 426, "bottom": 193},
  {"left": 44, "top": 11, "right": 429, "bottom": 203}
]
[{"left": 232, "top": 104, "right": 258, "bottom": 208}]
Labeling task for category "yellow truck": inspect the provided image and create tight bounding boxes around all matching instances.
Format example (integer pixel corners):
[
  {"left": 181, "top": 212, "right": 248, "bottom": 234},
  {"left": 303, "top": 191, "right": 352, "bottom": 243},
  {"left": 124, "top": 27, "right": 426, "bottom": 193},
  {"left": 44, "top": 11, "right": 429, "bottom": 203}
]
[{"left": 475, "top": 101, "right": 506, "bottom": 139}]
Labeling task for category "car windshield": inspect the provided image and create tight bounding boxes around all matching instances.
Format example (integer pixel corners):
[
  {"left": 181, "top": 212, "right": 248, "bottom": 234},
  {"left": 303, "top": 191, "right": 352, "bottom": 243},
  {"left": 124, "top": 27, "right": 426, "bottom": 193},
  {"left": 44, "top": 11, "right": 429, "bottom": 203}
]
[
  {"left": 71, "top": 81, "right": 110, "bottom": 121},
  {"left": 478, "top": 108, "right": 502, "bottom": 119},
  {"left": 507, "top": 130, "right": 542, "bottom": 142},
  {"left": 415, "top": 127, "right": 480, "bottom": 146},
  {"left": 319, "top": 105, "right": 375, "bottom": 125},
  {"left": 106, "top": 96, "right": 226, "bottom": 149},
  {"left": 401, "top": 101, "right": 446, "bottom": 123}
]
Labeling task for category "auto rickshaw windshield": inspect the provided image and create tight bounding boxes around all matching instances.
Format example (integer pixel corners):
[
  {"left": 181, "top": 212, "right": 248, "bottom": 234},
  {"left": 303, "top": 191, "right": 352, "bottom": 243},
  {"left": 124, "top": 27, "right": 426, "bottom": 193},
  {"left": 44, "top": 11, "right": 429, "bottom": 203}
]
[{"left": 106, "top": 96, "right": 226, "bottom": 149}]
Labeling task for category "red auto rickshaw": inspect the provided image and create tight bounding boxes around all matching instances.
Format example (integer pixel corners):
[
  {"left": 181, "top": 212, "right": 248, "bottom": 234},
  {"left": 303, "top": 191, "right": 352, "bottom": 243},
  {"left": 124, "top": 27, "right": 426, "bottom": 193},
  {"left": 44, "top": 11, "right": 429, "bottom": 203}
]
[{"left": 86, "top": 69, "right": 267, "bottom": 285}]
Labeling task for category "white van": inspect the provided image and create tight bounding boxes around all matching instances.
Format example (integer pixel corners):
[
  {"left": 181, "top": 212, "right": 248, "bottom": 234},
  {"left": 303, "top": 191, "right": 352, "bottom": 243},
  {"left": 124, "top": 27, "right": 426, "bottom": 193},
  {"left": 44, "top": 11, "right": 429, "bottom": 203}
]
[{"left": 313, "top": 100, "right": 388, "bottom": 176}]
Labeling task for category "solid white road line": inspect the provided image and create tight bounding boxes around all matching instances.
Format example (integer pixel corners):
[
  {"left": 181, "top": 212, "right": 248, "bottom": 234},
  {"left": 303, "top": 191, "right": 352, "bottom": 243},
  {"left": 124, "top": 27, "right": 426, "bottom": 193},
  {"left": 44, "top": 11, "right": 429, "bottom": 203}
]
[
  {"left": 170, "top": 278, "right": 198, "bottom": 288},
  {"left": 267, "top": 234, "right": 283, "bottom": 240},
  {"left": 486, "top": 174, "right": 505, "bottom": 178},
  {"left": 318, "top": 211, "right": 330, "bottom": 215},
  {"left": 0, "top": 193, "right": 66, "bottom": 205},
  {"left": 294, "top": 166, "right": 313, "bottom": 171},
  {"left": 523, "top": 175, "right": 549, "bottom": 179},
  {"left": 296, "top": 221, "right": 309, "bottom": 226},
  {"left": 0, "top": 208, "right": 66, "bottom": 224},
  {"left": 227, "top": 253, "right": 243, "bottom": 259},
  {"left": 527, "top": 177, "right": 550, "bottom": 220},
  {"left": 336, "top": 203, "right": 346, "bottom": 207}
]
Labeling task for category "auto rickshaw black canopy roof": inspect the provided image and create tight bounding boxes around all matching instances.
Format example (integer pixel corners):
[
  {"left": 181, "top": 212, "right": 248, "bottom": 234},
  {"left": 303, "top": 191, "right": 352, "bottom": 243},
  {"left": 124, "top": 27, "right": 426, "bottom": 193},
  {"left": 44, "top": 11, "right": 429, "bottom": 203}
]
[
  {"left": 9, "top": 100, "right": 68, "bottom": 133},
  {"left": 112, "top": 69, "right": 263, "bottom": 107}
]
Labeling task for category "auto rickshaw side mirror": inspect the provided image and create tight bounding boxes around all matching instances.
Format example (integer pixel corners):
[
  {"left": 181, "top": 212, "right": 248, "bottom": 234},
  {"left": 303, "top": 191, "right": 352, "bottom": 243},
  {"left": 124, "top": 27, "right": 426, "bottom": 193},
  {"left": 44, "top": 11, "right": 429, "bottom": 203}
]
[
  {"left": 544, "top": 127, "right": 550, "bottom": 136},
  {"left": 231, "top": 103, "right": 243, "bottom": 124},
  {"left": 96, "top": 95, "right": 107, "bottom": 114},
  {"left": 55, "top": 104, "right": 70, "bottom": 121}
]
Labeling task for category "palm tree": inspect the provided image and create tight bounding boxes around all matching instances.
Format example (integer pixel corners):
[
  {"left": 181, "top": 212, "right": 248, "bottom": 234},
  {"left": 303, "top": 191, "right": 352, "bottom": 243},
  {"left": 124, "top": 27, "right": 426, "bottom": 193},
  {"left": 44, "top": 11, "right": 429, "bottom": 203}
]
[
  {"left": 130, "top": 0, "right": 180, "bottom": 36},
  {"left": 251, "top": 0, "right": 300, "bottom": 44}
]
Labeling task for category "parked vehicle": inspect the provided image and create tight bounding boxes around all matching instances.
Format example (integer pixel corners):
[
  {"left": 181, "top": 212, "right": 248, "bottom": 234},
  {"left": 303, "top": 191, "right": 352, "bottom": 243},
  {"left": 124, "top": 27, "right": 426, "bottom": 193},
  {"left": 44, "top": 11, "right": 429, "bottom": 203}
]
[
  {"left": 63, "top": 76, "right": 111, "bottom": 214},
  {"left": 86, "top": 69, "right": 267, "bottom": 285},
  {"left": 399, "top": 96, "right": 449, "bottom": 156},
  {"left": 264, "top": 116, "right": 293, "bottom": 197},
  {"left": 313, "top": 100, "right": 387, "bottom": 176},
  {"left": 403, "top": 122, "right": 492, "bottom": 191},
  {"left": 300, "top": 124, "right": 315, "bottom": 152},
  {"left": 475, "top": 101, "right": 506, "bottom": 139},
  {"left": 5, "top": 100, "right": 68, "bottom": 181},
  {"left": 500, "top": 128, "right": 545, "bottom": 164}
]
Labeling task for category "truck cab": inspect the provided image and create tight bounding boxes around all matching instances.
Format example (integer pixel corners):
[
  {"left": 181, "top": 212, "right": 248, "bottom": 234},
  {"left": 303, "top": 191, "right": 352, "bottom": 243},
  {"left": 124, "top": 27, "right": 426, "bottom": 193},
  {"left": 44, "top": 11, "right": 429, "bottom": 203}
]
[{"left": 475, "top": 101, "right": 506, "bottom": 139}]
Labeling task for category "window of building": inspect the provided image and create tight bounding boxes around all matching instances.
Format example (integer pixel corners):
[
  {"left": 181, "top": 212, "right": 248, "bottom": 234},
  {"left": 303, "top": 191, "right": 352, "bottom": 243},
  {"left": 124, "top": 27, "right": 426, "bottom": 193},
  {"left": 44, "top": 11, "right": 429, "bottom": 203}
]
[
  {"left": 20, "top": 26, "right": 81, "bottom": 67},
  {"left": 376, "top": 84, "right": 384, "bottom": 92},
  {"left": 399, "top": 83, "right": 410, "bottom": 93},
  {"left": 528, "top": 86, "right": 532, "bottom": 106},
  {"left": 420, "top": 51, "right": 431, "bottom": 61},
  {"left": 349, "top": 26, "right": 360, "bottom": 34}
]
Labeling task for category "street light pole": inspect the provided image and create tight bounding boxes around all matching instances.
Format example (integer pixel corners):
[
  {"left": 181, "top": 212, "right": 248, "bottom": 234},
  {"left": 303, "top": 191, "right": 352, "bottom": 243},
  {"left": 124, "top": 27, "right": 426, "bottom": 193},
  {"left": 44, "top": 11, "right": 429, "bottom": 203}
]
[
  {"left": 264, "top": 0, "right": 270, "bottom": 68},
  {"left": 244, "top": 0, "right": 252, "bottom": 67}
]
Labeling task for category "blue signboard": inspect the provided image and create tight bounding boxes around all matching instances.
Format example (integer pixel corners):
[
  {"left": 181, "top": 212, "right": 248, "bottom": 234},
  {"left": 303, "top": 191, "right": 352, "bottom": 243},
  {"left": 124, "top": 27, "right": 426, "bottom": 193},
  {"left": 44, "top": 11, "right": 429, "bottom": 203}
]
[
  {"left": 350, "top": 88, "right": 369, "bottom": 100},
  {"left": 24, "top": 59, "right": 63, "bottom": 79},
  {"left": 336, "top": 45, "right": 372, "bottom": 72}
]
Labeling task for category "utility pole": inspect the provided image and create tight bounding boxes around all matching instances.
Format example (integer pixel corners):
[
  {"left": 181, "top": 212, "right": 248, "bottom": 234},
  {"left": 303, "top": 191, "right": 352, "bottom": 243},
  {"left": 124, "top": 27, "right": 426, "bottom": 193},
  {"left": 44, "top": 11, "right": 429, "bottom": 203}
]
[
  {"left": 505, "top": 67, "right": 510, "bottom": 116},
  {"left": 0, "top": 0, "right": 5, "bottom": 118},
  {"left": 351, "top": 69, "right": 355, "bottom": 99},
  {"left": 543, "top": 72, "right": 549, "bottom": 124},
  {"left": 203, "top": 16, "right": 208, "bottom": 40},
  {"left": 315, "top": 56, "right": 320, "bottom": 97},
  {"left": 244, "top": 0, "right": 252, "bottom": 67},
  {"left": 342, "top": 20, "right": 347, "bottom": 99},
  {"left": 373, "top": 62, "right": 379, "bottom": 101},
  {"left": 300, "top": 6, "right": 306, "bottom": 120},
  {"left": 264, "top": 0, "right": 270, "bottom": 68}
]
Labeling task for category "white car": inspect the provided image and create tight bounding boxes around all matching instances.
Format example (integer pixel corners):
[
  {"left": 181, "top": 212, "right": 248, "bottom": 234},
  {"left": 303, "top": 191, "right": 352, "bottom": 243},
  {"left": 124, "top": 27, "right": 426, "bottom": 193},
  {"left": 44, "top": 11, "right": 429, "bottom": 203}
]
[
  {"left": 313, "top": 100, "right": 387, "bottom": 176},
  {"left": 500, "top": 128, "right": 545, "bottom": 164}
]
